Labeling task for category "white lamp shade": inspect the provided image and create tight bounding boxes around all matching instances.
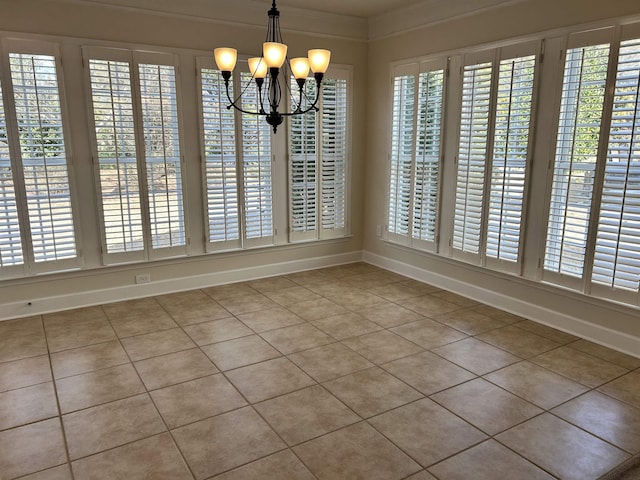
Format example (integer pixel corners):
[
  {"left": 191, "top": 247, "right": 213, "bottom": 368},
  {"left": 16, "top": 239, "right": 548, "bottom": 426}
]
[
  {"left": 263, "top": 42, "right": 288, "bottom": 69},
  {"left": 214, "top": 48, "right": 237, "bottom": 72},
  {"left": 248, "top": 57, "right": 268, "bottom": 79},
  {"left": 290, "top": 57, "right": 310, "bottom": 80},
  {"left": 308, "top": 49, "right": 331, "bottom": 74}
]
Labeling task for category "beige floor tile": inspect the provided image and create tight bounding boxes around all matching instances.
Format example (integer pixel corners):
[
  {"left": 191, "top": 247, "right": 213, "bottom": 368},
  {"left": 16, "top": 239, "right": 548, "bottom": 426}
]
[
  {"left": 599, "top": 371, "right": 640, "bottom": 409},
  {"left": 0, "top": 418, "right": 67, "bottom": 479},
  {"left": 217, "top": 293, "right": 279, "bottom": 315},
  {"left": 342, "top": 330, "right": 424, "bottom": 364},
  {"left": 201, "top": 335, "right": 281, "bottom": 371},
  {"left": 431, "top": 378, "right": 542, "bottom": 435},
  {"left": 263, "top": 286, "right": 322, "bottom": 306},
  {"left": 366, "top": 282, "right": 428, "bottom": 302},
  {"left": 476, "top": 325, "right": 561, "bottom": 358},
  {"left": 225, "top": 357, "right": 315, "bottom": 403},
  {"left": 533, "top": 346, "right": 629, "bottom": 388},
  {"left": 359, "top": 303, "right": 424, "bottom": 328},
  {"left": 306, "top": 279, "right": 360, "bottom": 297},
  {"left": 513, "top": 319, "right": 579, "bottom": 344},
  {"left": 288, "top": 342, "right": 374, "bottom": 382},
  {"left": 71, "top": 433, "right": 192, "bottom": 480},
  {"left": 485, "top": 361, "right": 589, "bottom": 409},
  {"left": 183, "top": 318, "right": 253, "bottom": 346},
  {"left": 342, "top": 271, "right": 401, "bottom": 290},
  {"left": 121, "top": 328, "right": 195, "bottom": 361},
  {"left": 43, "top": 307, "right": 105, "bottom": 324},
  {"left": 287, "top": 297, "right": 348, "bottom": 321},
  {"left": 56, "top": 363, "right": 145, "bottom": 413},
  {"left": 237, "top": 307, "right": 305, "bottom": 333},
  {"left": 151, "top": 374, "right": 247, "bottom": 428},
  {"left": 293, "top": 422, "right": 421, "bottom": 480},
  {"left": 155, "top": 289, "right": 211, "bottom": 308},
  {"left": 50, "top": 341, "right": 129, "bottom": 379},
  {"left": 157, "top": 290, "right": 231, "bottom": 326},
  {"left": 312, "top": 312, "right": 382, "bottom": 340},
  {"left": 102, "top": 297, "right": 165, "bottom": 320},
  {"left": 326, "top": 290, "right": 388, "bottom": 310},
  {"left": 0, "top": 382, "right": 58, "bottom": 431},
  {"left": 63, "top": 394, "right": 165, "bottom": 459},
  {"left": 369, "top": 398, "right": 487, "bottom": 467},
  {"left": 496, "top": 413, "right": 629, "bottom": 480},
  {"left": 109, "top": 310, "right": 178, "bottom": 338},
  {"left": 0, "top": 355, "right": 51, "bottom": 392},
  {"left": 255, "top": 385, "right": 360, "bottom": 445},
  {"left": 44, "top": 315, "right": 117, "bottom": 353},
  {"left": 569, "top": 340, "right": 640, "bottom": 370},
  {"left": 213, "top": 450, "right": 315, "bottom": 480},
  {"left": 428, "top": 440, "right": 554, "bottom": 480},
  {"left": 471, "top": 305, "right": 524, "bottom": 324},
  {"left": 323, "top": 367, "right": 422, "bottom": 418},
  {"left": 430, "top": 290, "right": 479, "bottom": 307},
  {"left": 202, "top": 282, "right": 258, "bottom": 301},
  {"left": 134, "top": 348, "right": 218, "bottom": 390},
  {"left": 553, "top": 391, "right": 640, "bottom": 453},
  {"left": 431, "top": 338, "right": 520, "bottom": 375},
  {"left": 390, "top": 319, "right": 468, "bottom": 349},
  {"left": 247, "top": 276, "right": 298, "bottom": 292},
  {"left": 405, "top": 472, "right": 438, "bottom": 480},
  {"left": 20, "top": 464, "right": 72, "bottom": 480},
  {"left": 0, "top": 324, "right": 48, "bottom": 363},
  {"left": 396, "top": 279, "right": 442, "bottom": 294},
  {"left": 381, "top": 351, "right": 476, "bottom": 395},
  {"left": 433, "top": 308, "right": 507, "bottom": 335},
  {"left": 285, "top": 269, "right": 337, "bottom": 286},
  {"left": 172, "top": 406, "right": 285, "bottom": 480},
  {"left": 402, "top": 295, "right": 461, "bottom": 317},
  {"left": 260, "top": 323, "right": 334, "bottom": 354}
]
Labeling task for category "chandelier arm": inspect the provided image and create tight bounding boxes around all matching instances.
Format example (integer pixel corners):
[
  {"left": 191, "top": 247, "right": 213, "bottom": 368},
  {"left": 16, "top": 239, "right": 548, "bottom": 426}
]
[{"left": 223, "top": 76, "right": 267, "bottom": 116}]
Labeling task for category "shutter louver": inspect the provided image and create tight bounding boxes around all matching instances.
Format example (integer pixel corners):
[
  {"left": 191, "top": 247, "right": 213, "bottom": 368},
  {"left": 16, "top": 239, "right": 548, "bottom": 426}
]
[
  {"left": 592, "top": 38, "right": 640, "bottom": 292},
  {"left": 240, "top": 72, "right": 273, "bottom": 240},
  {"left": 89, "top": 59, "right": 143, "bottom": 254},
  {"left": 454, "top": 62, "right": 493, "bottom": 255},
  {"left": 201, "top": 68, "right": 239, "bottom": 245},
  {"left": 321, "top": 77, "right": 347, "bottom": 232},
  {"left": 0, "top": 79, "right": 23, "bottom": 267},
  {"left": 544, "top": 44, "right": 609, "bottom": 277},
  {"left": 486, "top": 55, "right": 535, "bottom": 262},
  {"left": 388, "top": 75, "right": 415, "bottom": 237},
  {"left": 10, "top": 53, "right": 77, "bottom": 263},
  {"left": 138, "top": 63, "right": 185, "bottom": 249},
  {"left": 289, "top": 78, "right": 317, "bottom": 235},
  {"left": 412, "top": 69, "right": 444, "bottom": 243}
]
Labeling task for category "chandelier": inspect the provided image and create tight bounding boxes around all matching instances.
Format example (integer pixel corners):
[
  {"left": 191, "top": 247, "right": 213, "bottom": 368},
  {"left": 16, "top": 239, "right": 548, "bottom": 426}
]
[{"left": 214, "top": 0, "right": 331, "bottom": 133}]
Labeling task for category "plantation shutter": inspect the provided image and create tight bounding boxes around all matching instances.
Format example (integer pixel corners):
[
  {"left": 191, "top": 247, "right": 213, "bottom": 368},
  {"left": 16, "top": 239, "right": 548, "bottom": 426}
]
[
  {"left": 388, "top": 69, "right": 416, "bottom": 241},
  {"left": 137, "top": 60, "right": 186, "bottom": 254},
  {"left": 544, "top": 42, "right": 610, "bottom": 282},
  {"left": 289, "top": 78, "right": 317, "bottom": 241},
  {"left": 8, "top": 48, "right": 79, "bottom": 273},
  {"left": 591, "top": 36, "right": 640, "bottom": 298},
  {"left": 412, "top": 66, "right": 444, "bottom": 248},
  {"left": 240, "top": 71, "right": 273, "bottom": 245},
  {"left": 0, "top": 76, "right": 23, "bottom": 272},
  {"left": 199, "top": 64, "right": 240, "bottom": 249},
  {"left": 485, "top": 54, "right": 536, "bottom": 266},
  {"left": 454, "top": 59, "right": 493, "bottom": 257}
]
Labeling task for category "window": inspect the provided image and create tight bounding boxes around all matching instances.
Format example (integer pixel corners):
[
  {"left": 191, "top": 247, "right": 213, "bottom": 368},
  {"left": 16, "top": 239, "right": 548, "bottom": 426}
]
[
  {"left": 198, "top": 59, "right": 274, "bottom": 250},
  {"left": 387, "top": 60, "right": 445, "bottom": 251},
  {"left": 544, "top": 28, "right": 640, "bottom": 303},
  {"left": 85, "top": 48, "right": 186, "bottom": 263},
  {"left": 453, "top": 44, "right": 537, "bottom": 272},
  {"left": 0, "top": 41, "right": 79, "bottom": 278},
  {"left": 289, "top": 67, "right": 350, "bottom": 241}
]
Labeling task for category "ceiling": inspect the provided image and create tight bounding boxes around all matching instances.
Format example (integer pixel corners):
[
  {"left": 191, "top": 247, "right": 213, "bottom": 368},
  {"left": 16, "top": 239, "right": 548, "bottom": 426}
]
[{"left": 270, "top": 0, "right": 428, "bottom": 18}]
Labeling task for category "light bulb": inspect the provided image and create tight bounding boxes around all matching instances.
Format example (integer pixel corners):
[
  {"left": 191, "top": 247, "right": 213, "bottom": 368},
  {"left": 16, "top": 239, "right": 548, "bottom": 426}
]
[
  {"left": 290, "top": 57, "right": 310, "bottom": 80},
  {"left": 263, "top": 42, "right": 288, "bottom": 69},
  {"left": 214, "top": 48, "right": 237, "bottom": 72},
  {"left": 308, "top": 49, "right": 331, "bottom": 74},
  {"left": 248, "top": 57, "right": 268, "bottom": 79}
]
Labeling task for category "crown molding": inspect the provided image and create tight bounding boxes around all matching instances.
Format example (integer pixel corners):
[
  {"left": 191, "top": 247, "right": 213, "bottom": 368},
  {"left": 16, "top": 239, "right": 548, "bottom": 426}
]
[
  {"left": 368, "top": 0, "right": 527, "bottom": 41},
  {"left": 56, "top": 0, "right": 369, "bottom": 41}
]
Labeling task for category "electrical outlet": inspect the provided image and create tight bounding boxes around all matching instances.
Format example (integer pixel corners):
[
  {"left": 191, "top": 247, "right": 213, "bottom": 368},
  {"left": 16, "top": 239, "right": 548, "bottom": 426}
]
[
  {"left": 376, "top": 225, "right": 382, "bottom": 237},
  {"left": 135, "top": 273, "right": 151, "bottom": 284}
]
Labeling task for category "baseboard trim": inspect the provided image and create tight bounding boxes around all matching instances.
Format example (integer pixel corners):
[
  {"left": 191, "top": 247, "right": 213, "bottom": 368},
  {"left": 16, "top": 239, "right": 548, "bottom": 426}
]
[
  {"left": 363, "top": 251, "right": 640, "bottom": 359},
  {"left": 1, "top": 250, "right": 363, "bottom": 321}
]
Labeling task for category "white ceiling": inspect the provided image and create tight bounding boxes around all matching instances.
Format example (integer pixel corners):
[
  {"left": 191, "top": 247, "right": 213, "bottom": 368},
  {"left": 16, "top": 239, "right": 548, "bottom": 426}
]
[{"left": 269, "top": 0, "right": 428, "bottom": 19}]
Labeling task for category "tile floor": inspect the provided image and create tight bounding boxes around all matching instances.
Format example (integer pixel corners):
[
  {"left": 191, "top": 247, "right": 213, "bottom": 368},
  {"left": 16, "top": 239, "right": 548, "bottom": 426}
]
[{"left": 1, "top": 262, "right": 640, "bottom": 479}]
